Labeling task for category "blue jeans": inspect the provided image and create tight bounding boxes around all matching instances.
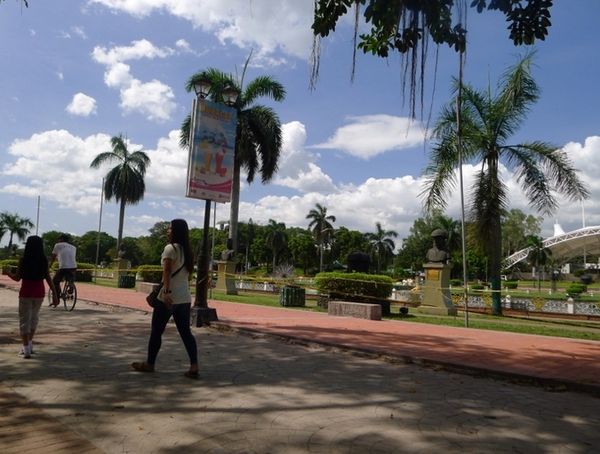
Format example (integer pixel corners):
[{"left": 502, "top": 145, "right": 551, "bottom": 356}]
[{"left": 147, "top": 302, "right": 198, "bottom": 367}]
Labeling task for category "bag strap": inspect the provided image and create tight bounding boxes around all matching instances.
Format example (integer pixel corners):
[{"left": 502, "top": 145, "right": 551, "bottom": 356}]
[{"left": 162, "top": 245, "right": 185, "bottom": 283}]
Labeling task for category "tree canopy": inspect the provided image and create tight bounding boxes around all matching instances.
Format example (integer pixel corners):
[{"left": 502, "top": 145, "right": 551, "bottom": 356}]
[{"left": 311, "top": 0, "right": 553, "bottom": 116}]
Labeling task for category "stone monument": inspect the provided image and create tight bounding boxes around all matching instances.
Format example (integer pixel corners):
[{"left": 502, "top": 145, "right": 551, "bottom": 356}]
[
  {"left": 418, "top": 229, "right": 457, "bottom": 316},
  {"left": 214, "top": 247, "right": 237, "bottom": 294}
]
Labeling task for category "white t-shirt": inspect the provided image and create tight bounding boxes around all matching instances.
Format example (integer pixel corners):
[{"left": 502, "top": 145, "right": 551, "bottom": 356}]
[
  {"left": 52, "top": 242, "right": 77, "bottom": 269},
  {"left": 159, "top": 243, "right": 191, "bottom": 305}
]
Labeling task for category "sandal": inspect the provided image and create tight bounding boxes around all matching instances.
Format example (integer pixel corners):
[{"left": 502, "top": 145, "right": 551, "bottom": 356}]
[
  {"left": 131, "top": 361, "right": 154, "bottom": 373},
  {"left": 184, "top": 370, "right": 199, "bottom": 379}
]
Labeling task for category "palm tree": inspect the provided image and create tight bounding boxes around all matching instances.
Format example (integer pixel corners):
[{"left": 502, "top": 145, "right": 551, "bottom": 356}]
[
  {"left": 367, "top": 222, "right": 398, "bottom": 273},
  {"left": 265, "top": 219, "right": 288, "bottom": 272},
  {"left": 180, "top": 61, "right": 285, "bottom": 256},
  {"left": 306, "top": 203, "right": 336, "bottom": 272},
  {"left": 526, "top": 235, "right": 552, "bottom": 292},
  {"left": 0, "top": 211, "right": 33, "bottom": 250},
  {"left": 423, "top": 54, "right": 589, "bottom": 315},
  {"left": 90, "top": 134, "right": 150, "bottom": 253}
]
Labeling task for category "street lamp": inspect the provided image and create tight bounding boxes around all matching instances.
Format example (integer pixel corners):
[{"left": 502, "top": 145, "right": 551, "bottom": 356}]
[{"left": 191, "top": 78, "right": 239, "bottom": 326}]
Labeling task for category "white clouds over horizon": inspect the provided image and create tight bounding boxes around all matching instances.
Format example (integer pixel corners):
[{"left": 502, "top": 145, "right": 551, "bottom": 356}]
[
  {"left": 2, "top": 126, "right": 599, "bottom": 241},
  {"left": 313, "top": 115, "right": 427, "bottom": 159}
]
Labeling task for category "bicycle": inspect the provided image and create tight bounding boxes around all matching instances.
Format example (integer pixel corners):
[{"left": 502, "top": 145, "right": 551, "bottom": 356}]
[{"left": 48, "top": 274, "right": 78, "bottom": 311}]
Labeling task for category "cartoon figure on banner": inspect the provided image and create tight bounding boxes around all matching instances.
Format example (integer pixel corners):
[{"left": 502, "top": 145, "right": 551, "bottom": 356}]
[
  {"left": 199, "top": 131, "right": 214, "bottom": 174},
  {"left": 215, "top": 132, "right": 228, "bottom": 177}
]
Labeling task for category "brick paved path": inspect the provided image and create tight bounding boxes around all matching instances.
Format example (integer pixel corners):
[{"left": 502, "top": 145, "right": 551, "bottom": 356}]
[{"left": 1, "top": 279, "right": 600, "bottom": 453}]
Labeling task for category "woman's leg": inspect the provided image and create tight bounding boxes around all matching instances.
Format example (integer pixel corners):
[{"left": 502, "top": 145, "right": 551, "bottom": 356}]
[
  {"left": 146, "top": 302, "right": 172, "bottom": 366},
  {"left": 18, "top": 298, "right": 33, "bottom": 357},
  {"left": 172, "top": 303, "right": 198, "bottom": 371},
  {"left": 28, "top": 299, "right": 43, "bottom": 352}
]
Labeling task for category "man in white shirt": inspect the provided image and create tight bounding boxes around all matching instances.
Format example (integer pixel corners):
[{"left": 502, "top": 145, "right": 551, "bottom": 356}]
[{"left": 50, "top": 234, "right": 77, "bottom": 302}]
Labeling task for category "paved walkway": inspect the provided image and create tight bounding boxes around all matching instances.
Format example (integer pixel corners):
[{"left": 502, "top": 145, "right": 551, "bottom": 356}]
[
  {"left": 1, "top": 276, "right": 600, "bottom": 453},
  {"left": 2, "top": 275, "right": 598, "bottom": 393}
]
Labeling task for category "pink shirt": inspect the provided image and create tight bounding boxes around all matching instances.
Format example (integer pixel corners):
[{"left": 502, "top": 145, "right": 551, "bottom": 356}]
[{"left": 19, "top": 279, "right": 45, "bottom": 298}]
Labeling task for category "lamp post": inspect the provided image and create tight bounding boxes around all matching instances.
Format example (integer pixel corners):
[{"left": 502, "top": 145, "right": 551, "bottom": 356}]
[{"left": 191, "top": 78, "right": 239, "bottom": 326}]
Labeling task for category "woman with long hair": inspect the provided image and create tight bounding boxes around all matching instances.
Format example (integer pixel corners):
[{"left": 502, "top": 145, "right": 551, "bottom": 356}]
[
  {"left": 132, "top": 219, "right": 199, "bottom": 378},
  {"left": 7, "top": 235, "right": 59, "bottom": 358}
]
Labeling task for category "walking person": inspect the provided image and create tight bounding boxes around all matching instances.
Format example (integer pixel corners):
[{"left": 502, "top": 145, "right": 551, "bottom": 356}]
[
  {"left": 132, "top": 219, "right": 199, "bottom": 378},
  {"left": 6, "top": 236, "right": 59, "bottom": 358},
  {"left": 50, "top": 233, "right": 77, "bottom": 305}
]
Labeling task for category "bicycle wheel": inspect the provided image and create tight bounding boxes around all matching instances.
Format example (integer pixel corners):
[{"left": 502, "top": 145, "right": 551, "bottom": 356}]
[{"left": 63, "top": 281, "right": 77, "bottom": 311}]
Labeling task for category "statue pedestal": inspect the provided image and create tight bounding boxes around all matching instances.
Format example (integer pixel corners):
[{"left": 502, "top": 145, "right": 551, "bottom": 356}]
[
  {"left": 214, "top": 260, "right": 237, "bottom": 295},
  {"left": 113, "top": 258, "right": 130, "bottom": 277},
  {"left": 417, "top": 263, "right": 456, "bottom": 316}
]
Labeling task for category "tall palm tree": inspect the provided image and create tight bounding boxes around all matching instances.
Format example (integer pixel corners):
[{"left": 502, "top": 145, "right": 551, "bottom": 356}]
[
  {"left": 265, "top": 219, "right": 288, "bottom": 272},
  {"left": 367, "top": 222, "right": 398, "bottom": 273},
  {"left": 423, "top": 54, "right": 589, "bottom": 315},
  {"left": 90, "top": 134, "right": 150, "bottom": 253},
  {"left": 306, "top": 203, "right": 336, "bottom": 272},
  {"left": 0, "top": 211, "right": 33, "bottom": 250},
  {"left": 526, "top": 235, "right": 552, "bottom": 292},
  {"left": 180, "top": 62, "right": 285, "bottom": 256}
]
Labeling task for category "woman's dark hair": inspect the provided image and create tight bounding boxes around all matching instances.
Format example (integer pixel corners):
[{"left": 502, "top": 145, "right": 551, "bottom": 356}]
[
  {"left": 170, "top": 219, "right": 194, "bottom": 273},
  {"left": 19, "top": 236, "right": 49, "bottom": 280}
]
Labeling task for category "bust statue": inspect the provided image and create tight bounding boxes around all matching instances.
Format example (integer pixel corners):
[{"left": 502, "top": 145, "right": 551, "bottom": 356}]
[
  {"left": 426, "top": 229, "right": 450, "bottom": 263},
  {"left": 221, "top": 249, "right": 234, "bottom": 261}
]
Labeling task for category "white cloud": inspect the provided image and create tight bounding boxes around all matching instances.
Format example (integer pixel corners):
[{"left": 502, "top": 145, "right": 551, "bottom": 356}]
[
  {"left": 88, "top": 0, "right": 314, "bottom": 64},
  {"left": 72, "top": 26, "right": 88, "bottom": 39},
  {"left": 313, "top": 115, "right": 427, "bottom": 159},
  {"left": 274, "top": 121, "right": 336, "bottom": 193},
  {"left": 2, "top": 130, "right": 112, "bottom": 214},
  {"left": 92, "top": 39, "right": 177, "bottom": 121},
  {"left": 57, "top": 71, "right": 64, "bottom": 80},
  {"left": 120, "top": 79, "right": 175, "bottom": 121},
  {"left": 66, "top": 92, "right": 97, "bottom": 116},
  {"left": 92, "top": 39, "right": 174, "bottom": 65}
]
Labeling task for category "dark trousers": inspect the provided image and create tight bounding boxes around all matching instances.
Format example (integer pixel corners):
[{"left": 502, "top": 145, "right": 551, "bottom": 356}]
[
  {"left": 147, "top": 302, "right": 198, "bottom": 366},
  {"left": 53, "top": 268, "right": 76, "bottom": 294}
]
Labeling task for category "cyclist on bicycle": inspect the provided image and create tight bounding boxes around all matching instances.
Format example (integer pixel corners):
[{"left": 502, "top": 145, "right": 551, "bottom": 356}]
[{"left": 49, "top": 233, "right": 77, "bottom": 306}]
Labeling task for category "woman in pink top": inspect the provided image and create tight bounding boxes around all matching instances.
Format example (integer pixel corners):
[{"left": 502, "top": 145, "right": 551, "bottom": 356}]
[{"left": 7, "top": 236, "right": 58, "bottom": 358}]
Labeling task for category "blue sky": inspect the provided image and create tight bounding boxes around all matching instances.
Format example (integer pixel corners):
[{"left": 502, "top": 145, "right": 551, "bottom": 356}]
[{"left": 1, "top": 1, "right": 599, "bottom": 249}]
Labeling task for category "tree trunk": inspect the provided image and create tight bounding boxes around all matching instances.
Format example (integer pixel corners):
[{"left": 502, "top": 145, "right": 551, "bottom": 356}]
[
  {"left": 489, "top": 218, "right": 503, "bottom": 316},
  {"left": 117, "top": 198, "right": 126, "bottom": 255},
  {"left": 228, "top": 153, "right": 241, "bottom": 255}
]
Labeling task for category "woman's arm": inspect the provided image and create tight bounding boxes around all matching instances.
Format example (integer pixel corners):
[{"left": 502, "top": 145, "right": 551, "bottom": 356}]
[{"left": 45, "top": 268, "right": 60, "bottom": 306}]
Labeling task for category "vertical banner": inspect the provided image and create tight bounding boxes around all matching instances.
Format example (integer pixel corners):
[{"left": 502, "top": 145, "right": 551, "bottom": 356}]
[{"left": 186, "top": 98, "right": 237, "bottom": 202}]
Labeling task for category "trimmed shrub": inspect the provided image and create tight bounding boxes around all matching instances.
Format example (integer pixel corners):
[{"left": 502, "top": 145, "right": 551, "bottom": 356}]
[
  {"left": 75, "top": 262, "right": 94, "bottom": 282},
  {"left": 470, "top": 283, "right": 485, "bottom": 290},
  {"left": 1, "top": 259, "right": 19, "bottom": 274},
  {"left": 566, "top": 283, "right": 587, "bottom": 297},
  {"left": 449, "top": 279, "right": 463, "bottom": 287},
  {"left": 315, "top": 272, "right": 393, "bottom": 316},
  {"left": 137, "top": 265, "right": 163, "bottom": 283},
  {"left": 504, "top": 281, "right": 518, "bottom": 289}
]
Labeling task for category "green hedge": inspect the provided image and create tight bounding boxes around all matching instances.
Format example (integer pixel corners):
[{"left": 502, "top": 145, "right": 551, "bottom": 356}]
[
  {"left": 566, "top": 283, "right": 587, "bottom": 296},
  {"left": 137, "top": 265, "right": 163, "bottom": 283},
  {"left": 449, "top": 279, "right": 463, "bottom": 287},
  {"left": 470, "top": 283, "right": 485, "bottom": 290},
  {"left": 504, "top": 281, "right": 518, "bottom": 289},
  {"left": 314, "top": 272, "right": 393, "bottom": 301},
  {"left": 0, "top": 259, "right": 19, "bottom": 273}
]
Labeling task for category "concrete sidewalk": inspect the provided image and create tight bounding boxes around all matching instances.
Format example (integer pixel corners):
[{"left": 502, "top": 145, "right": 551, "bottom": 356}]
[{"left": 1, "top": 285, "right": 599, "bottom": 453}]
